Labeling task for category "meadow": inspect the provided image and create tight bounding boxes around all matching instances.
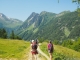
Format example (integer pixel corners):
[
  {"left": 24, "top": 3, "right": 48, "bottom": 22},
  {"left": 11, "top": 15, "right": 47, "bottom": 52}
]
[
  {"left": 40, "top": 42, "right": 80, "bottom": 60},
  {"left": 0, "top": 38, "right": 80, "bottom": 60},
  {"left": 0, "top": 39, "right": 30, "bottom": 59}
]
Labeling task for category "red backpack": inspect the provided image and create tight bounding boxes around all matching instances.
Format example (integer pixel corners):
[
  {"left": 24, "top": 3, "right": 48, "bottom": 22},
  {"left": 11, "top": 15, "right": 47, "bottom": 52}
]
[{"left": 48, "top": 43, "right": 53, "bottom": 51}]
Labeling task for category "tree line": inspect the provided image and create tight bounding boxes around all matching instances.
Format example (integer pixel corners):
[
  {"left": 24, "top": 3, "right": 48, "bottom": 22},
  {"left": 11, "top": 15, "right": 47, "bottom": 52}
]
[{"left": 0, "top": 28, "right": 22, "bottom": 40}]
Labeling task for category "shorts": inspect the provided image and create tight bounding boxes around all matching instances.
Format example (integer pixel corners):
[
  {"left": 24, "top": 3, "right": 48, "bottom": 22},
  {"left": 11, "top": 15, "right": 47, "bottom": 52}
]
[
  {"left": 31, "top": 50, "right": 38, "bottom": 55},
  {"left": 48, "top": 50, "right": 53, "bottom": 53}
]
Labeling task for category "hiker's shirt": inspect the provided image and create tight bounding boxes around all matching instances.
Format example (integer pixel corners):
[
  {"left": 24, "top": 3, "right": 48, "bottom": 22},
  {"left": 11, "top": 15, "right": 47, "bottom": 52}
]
[
  {"left": 31, "top": 43, "right": 37, "bottom": 52},
  {"left": 47, "top": 43, "right": 53, "bottom": 53}
]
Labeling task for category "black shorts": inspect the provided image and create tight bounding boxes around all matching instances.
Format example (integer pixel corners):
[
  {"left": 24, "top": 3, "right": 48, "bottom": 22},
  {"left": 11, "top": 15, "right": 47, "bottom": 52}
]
[{"left": 48, "top": 50, "right": 53, "bottom": 53}]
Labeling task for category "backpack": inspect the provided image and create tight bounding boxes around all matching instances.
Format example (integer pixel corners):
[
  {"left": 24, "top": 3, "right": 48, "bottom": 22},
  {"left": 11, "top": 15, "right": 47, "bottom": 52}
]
[
  {"left": 48, "top": 43, "right": 53, "bottom": 51},
  {"left": 32, "top": 44, "right": 37, "bottom": 50}
]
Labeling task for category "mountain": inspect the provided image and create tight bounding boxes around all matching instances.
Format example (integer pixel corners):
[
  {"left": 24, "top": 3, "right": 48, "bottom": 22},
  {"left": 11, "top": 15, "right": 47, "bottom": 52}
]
[
  {"left": 31, "top": 11, "right": 80, "bottom": 40},
  {"left": 0, "top": 13, "right": 23, "bottom": 33},
  {"left": 15, "top": 11, "right": 80, "bottom": 41},
  {"left": 0, "top": 13, "right": 23, "bottom": 28},
  {"left": 17, "top": 11, "right": 80, "bottom": 41},
  {"left": 16, "top": 11, "right": 57, "bottom": 40}
]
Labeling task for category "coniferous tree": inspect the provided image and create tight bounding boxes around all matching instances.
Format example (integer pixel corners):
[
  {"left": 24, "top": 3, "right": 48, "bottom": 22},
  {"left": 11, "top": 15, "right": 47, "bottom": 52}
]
[
  {"left": 10, "top": 30, "right": 15, "bottom": 39},
  {"left": 10, "top": 30, "right": 22, "bottom": 40},
  {"left": 0, "top": 28, "right": 7, "bottom": 39},
  {"left": 2, "top": 28, "right": 7, "bottom": 38}
]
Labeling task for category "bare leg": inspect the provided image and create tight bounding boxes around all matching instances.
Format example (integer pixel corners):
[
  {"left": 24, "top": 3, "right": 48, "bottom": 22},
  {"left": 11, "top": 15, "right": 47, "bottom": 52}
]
[
  {"left": 32, "top": 54, "right": 35, "bottom": 60},
  {"left": 35, "top": 54, "right": 37, "bottom": 60},
  {"left": 49, "top": 53, "right": 52, "bottom": 60},
  {"left": 33, "top": 54, "right": 37, "bottom": 60}
]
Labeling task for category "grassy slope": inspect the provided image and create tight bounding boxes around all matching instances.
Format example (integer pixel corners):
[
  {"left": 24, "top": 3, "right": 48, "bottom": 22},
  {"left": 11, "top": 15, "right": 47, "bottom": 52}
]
[
  {"left": 0, "top": 39, "right": 46, "bottom": 60},
  {"left": 18, "top": 23, "right": 34, "bottom": 36},
  {"left": 64, "top": 27, "right": 70, "bottom": 37},
  {"left": 40, "top": 42, "right": 80, "bottom": 60},
  {"left": 0, "top": 39, "right": 30, "bottom": 59}
]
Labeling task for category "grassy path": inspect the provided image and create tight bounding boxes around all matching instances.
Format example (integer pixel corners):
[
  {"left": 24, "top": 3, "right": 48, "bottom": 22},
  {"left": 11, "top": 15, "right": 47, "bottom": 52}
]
[
  {"left": 27, "top": 46, "right": 47, "bottom": 60},
  {"left": 37, "top": 46, "right": 49, "bottom": 60},
  {"left": 0, "top": 39, "right": 48, "bottom": 60},
  {"left": 40, "top": 42, "right": 80, "bottom": 60}
]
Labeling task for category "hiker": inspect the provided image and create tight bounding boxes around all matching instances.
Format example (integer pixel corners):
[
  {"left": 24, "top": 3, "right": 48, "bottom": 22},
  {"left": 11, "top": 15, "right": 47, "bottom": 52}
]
[
  {"left": 31, "top": 40, "right": 38, "bottom": 60},
  {"left": 35, "top": 39, "right": 39, "bottom": 47},
  {"left": 47, "top": 40, "right": 54, "bottom": 60}
]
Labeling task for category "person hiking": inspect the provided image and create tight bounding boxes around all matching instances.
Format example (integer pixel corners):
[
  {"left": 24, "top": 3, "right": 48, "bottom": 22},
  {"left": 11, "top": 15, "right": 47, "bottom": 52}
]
[
  {"left": 35, "top": 39, "right": 39, "bottom": 46},
  {"left": 31, "top": 40, "right": 38, "bottom": 60},
  {"left": 47, "top": 40, "right": 54, "bottom": 60}
]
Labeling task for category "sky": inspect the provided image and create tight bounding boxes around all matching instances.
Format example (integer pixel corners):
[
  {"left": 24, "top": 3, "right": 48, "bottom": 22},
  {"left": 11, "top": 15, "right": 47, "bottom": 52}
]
[{"left": 0, "top": 0, "right": 77, "bottom": 21}]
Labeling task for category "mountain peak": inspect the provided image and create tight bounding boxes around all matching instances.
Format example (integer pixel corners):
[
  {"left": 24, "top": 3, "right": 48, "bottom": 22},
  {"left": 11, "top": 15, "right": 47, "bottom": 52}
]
[
  {"left": 40, "top": 11, "right": 47, "bottom": 15},
  {"left": 25, "top": 12, "right": 39, "bottom": 21},
  {"left": 0, "top": 13, "right": 7, "bottom": 18},
  {"left": 56, "top": 10, "right": 71, "bottom": 17},
  {"left": 31, "top": 12, "right": 39, "bottom": 16},
  {"left": 40, "top": 11, "right": 55, "bottom": 15},
  {"left": 59, "top": 10, "right": 70, "bottom": 14},
  {"left": 0, "top": 13, "right": 2, "bottom": 17}
]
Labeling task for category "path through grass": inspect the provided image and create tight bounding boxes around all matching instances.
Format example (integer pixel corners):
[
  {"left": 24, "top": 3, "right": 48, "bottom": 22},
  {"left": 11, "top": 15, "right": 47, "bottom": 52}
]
[{"left": 40, "top": 42, "right": 80, "bottom": 60}]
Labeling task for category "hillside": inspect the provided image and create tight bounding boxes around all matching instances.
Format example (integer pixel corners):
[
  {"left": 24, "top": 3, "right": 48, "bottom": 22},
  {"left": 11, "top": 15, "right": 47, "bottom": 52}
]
[
  {"left": 0, "top": 39, "right": 80, "bottom": 60},
  {"left": 32, "top": 11, "right": 80, "bottom": 40},
  {"left": 0, "top": 39, "right": 29, "bottom": 59},
  {"left": 0, "top": 13, "right": 23, "bottom": 34},
  {"left": 40, "top": 42, "right": 80, "bottom": 60},
  {"left": 0, "top": 11, "right": 80, "bottom": 41},
  {"left": 16, "top": 11, "right": 56, "bottom": 40},
  {"left": 16, "top": 11, "right": 80, "bottom": 41},
  {"left": 0, "top": 39, "right": 47, "bottom": 60}
]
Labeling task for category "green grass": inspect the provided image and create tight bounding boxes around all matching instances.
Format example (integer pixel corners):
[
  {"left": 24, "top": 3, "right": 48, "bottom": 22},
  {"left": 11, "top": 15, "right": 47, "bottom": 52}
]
[
  {"left": 40, "top": 42, "right": 49, "bottom": 56},
  {"left": 33, "top": 28, "right": 38, "bottom": 33},
  {"left": 40, "top": 42, "right": 80, "bottom": 60},
  {"left": 18, "top": 23, "right": 35, "bottom": 35},
  {"left": 64, "top": 27, "right": 70, "bottom": 37},
  {"left": 27, "top": 23, "right": 35, "bottom": 30},
  {"left": 0, "top": 39, "right": 30, "bottom": 58}
]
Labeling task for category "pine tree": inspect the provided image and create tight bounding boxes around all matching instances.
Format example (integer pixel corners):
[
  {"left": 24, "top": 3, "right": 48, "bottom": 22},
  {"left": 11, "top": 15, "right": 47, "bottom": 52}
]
[
  {"left": 10, "top": 30, "right": 15, "bottom": 39},
  {"left": 2, "top": 28, "right": 7, "bottom": 38},
  {"left": 0, "top": 28, "right": 7, "bottom": 38}
]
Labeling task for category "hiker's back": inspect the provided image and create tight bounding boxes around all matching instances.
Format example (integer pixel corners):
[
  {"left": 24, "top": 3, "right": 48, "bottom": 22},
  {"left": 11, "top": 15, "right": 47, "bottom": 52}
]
[
  {"left": 32, "top": 43, "right": 37, "bottom": 50},
  {"left": 31, "top": 40, "right": 38, "bottom": 55},
  {"left": 48, "top": 43, "right": 53, "bottom": 53},
  {"left": 47, "top": 40, "right": 54, "bottom": 60}
]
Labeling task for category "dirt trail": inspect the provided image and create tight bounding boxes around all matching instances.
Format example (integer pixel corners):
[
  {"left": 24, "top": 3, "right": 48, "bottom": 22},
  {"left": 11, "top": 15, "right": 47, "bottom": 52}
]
[
  {"left": 0, "top": 45, "right": 49, "bottom": 60},
  {"left": 37, "top": 47, "right": 50, "bottom": 60},
  {"left": 27, "top": 45, "right": 49, "bottom": 60},
  {"left": 28, "top": 51, "right": 41, "bottom": 60}
]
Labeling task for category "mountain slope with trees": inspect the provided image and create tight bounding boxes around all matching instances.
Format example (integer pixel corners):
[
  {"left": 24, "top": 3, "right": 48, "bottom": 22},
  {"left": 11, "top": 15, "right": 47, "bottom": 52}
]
[
  {"left": 16, "top": 11, "right": 56, "bottom": 40},
  {"left": 17, "top": 11, "right": 80, "bottom": 41},
  {"left": 32, "top": 11, "right": 80, "bottom": 40},
  {"left": 0, "top": 13, "right": 23, "bottom": 34}
]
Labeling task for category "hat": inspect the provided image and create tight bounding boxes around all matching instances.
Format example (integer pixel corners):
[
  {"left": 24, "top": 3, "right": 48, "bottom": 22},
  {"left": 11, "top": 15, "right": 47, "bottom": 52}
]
[{"left": 32, "top": 40, "right": 34, "bottom": 43}]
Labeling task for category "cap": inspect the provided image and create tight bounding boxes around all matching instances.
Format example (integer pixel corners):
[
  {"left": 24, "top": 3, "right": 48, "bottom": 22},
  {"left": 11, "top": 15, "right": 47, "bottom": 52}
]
[{"left": 32, "top": 40, "right": 34, "bottom": 43}]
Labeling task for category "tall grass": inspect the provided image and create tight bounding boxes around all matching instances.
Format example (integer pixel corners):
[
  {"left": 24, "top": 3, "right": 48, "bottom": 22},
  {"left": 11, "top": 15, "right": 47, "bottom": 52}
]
[
  {"left": 40, "top": 42, "right": 80, "bottom": 60},
  {"left": 0, "top": 39, "right": 30, "bottom": 58}
]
